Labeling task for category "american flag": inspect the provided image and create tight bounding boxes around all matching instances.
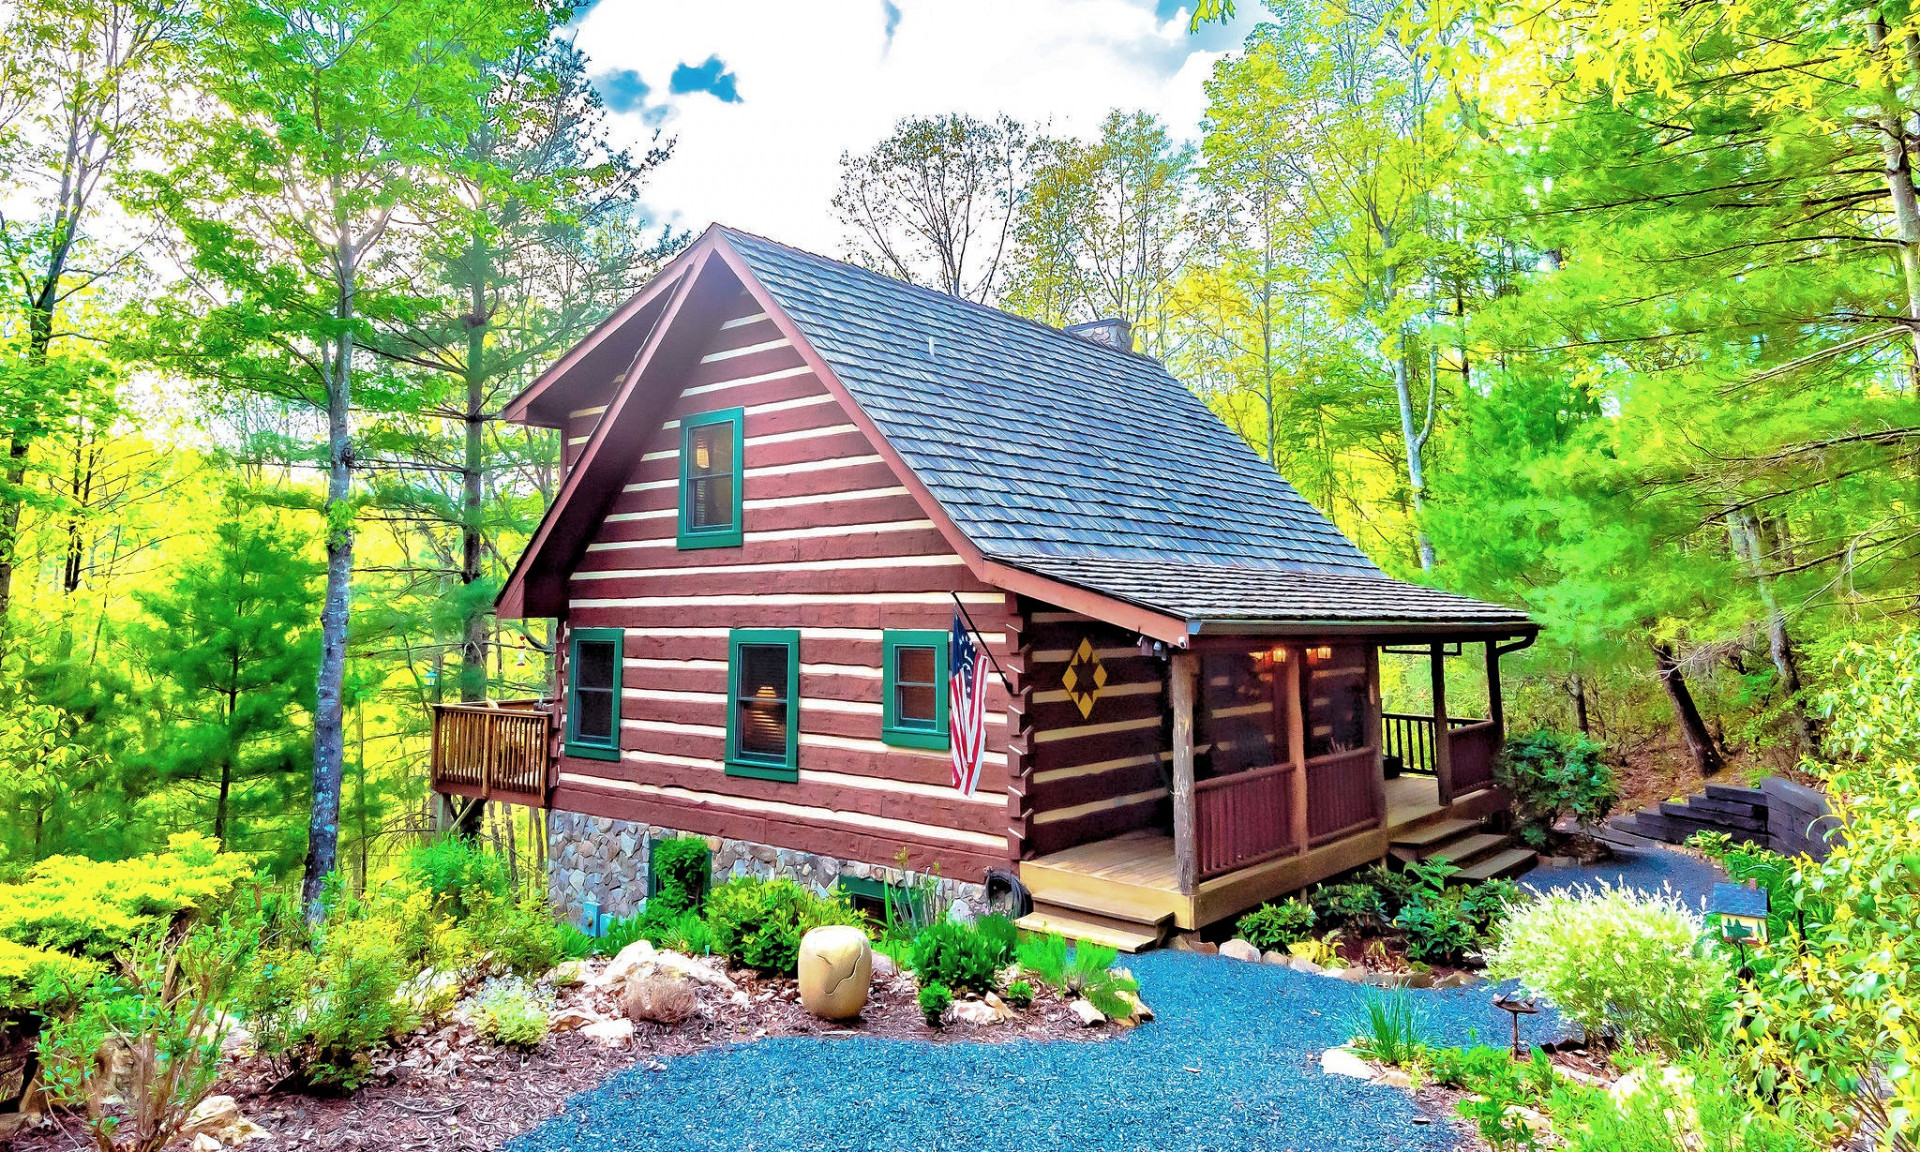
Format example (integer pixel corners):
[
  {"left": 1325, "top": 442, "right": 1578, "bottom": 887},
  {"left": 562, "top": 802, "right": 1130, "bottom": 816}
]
[{"left": 948, "top": 613, "right": 988, "bottom": 795}]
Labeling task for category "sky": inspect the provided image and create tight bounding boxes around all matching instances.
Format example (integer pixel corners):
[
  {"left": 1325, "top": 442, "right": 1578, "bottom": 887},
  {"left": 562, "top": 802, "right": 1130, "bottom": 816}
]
[{"left": 566, "top": 0, "right": 1262, "bottom": 254}]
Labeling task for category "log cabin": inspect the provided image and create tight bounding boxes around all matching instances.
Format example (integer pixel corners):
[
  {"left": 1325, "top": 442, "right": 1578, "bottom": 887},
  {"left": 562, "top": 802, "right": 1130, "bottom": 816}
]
[{"left": 429, "top": 224, "right": 1540, "bottom": 951}]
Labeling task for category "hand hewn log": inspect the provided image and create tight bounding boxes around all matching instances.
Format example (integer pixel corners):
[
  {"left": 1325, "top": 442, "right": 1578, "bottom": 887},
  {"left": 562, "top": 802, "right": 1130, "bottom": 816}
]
[
  {"left": 1170, "top": 650, "right": 1198, "bottom": 896},
  {"left": 1431, "top": 643, "right": 1454, "bottom": 805}
]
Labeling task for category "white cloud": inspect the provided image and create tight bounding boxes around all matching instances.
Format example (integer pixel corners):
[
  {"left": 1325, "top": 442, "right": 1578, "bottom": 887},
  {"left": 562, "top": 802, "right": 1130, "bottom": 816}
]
[{"left": 567, "top": 0, "right": 1254, "bottom": 254}]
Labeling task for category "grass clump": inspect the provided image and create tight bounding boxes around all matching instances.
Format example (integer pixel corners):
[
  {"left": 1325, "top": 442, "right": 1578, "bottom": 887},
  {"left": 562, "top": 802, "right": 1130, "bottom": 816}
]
[
  {"left": 469, "top": 977, "right": 552, "bottom": 1048},
  {"left": 1014, "top": 933, "right": 1139, "bottom": 1018},
  {"left": 1348, "top": 988, "right": 1426, "bottom": 1066},
  {"left": 1236, "top": 899, "right": 1315, "bottom": 950}
]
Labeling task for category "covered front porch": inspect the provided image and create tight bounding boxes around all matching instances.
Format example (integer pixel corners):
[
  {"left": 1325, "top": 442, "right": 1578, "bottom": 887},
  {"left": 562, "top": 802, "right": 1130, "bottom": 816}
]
[{"left": 1017, "top": 635, "right": 1533, "bottom": 950}]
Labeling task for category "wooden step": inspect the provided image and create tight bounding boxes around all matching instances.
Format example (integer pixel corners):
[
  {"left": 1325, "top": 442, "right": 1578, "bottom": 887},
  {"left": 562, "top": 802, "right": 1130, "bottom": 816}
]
[
  {"left": 1016, "top": 906, "right": 1163, "bottom": 953},
  {"left": 1390, "top": 817, "right": 1479, "bottom": 849},
  {"left": 1629, "top": 808, "right": 1766, "bottom": 846},
  {"left": 1021, "top": 885, "right": 1176, "bottom": 930},
  {"left": 1704, "top": 783, "right": 1768, "bottom": 805},
  {"left": 1454, "top": 847, "right": 1537, "bottom": 883},
  {"left": 1682, "top": 795, "right": 1765, "bottom": 819},
  {"left": 1415, "top": 832, "right": 1510, "bottom": 867}
]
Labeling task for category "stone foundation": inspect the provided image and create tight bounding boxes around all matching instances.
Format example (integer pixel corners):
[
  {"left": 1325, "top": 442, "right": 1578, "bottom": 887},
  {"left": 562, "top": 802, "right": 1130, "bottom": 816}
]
[{"left": 547, "top": 809, "right": 986, "bottom": 931}]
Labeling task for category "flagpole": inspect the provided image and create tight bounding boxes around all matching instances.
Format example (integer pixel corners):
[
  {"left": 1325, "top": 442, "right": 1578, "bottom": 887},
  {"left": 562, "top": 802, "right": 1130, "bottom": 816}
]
[{"left": 950, "top": 591, "right": 1014, "bottom": 694}]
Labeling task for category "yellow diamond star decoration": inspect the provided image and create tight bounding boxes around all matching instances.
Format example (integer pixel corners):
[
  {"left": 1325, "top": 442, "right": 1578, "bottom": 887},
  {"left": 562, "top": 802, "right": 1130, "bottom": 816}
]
[{"left": 1061, "top": 638, "right": 1108, "bottom": 719}]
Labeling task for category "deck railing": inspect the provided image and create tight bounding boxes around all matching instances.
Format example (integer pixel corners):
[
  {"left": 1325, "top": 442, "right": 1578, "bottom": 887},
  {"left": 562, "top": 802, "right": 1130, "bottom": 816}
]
[
  {"left": 1305, "top": 746, "right": 1382, "bottom": 845},
  {"left": 1194, "top": 761, "right": 1299, "bottom": 880},
  {"left": 429, "top": 700, "right": 555, "bottom": 806},
  {"left": 1381, "top": 712, "right": 1487, "bottom": 776},
  {"left": 1447, "top": 720, "right": 1500, "bottom": 795}
]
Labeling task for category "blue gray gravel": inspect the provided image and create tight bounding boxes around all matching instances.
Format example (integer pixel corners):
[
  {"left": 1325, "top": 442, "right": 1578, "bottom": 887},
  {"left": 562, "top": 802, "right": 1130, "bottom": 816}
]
[
  {"left": 511, "top": 952, "right": 1573, "bottom": 1152},
  {"left": 1524, "top": 840, "right": 1725, "bottom": 911}
]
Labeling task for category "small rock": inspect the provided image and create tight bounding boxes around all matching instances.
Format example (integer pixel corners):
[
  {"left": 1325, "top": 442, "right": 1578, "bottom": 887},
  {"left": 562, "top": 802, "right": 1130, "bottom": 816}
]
[
  {"left": 1373, "top": 1068, "right": 1414, "bottom": 1089},
  {"left": 1404, "top": 972, "right": 1435, "bottom": 989},
  {"left": 182, "top": 1095, "right": 270, "bottom": 1146},
  {"left": 1431, "top": 971, "right": 1479, "bottom": 990},
  {"left": 871, "top": 951, "right": 898, "bottom": 980},
  {"left": 1558, "top": 1066, "right": 1610, "bottom": 1089},
  {"left": 191, "top": 1134, "right": 221, "bottom": 1152},
  {"left": 950, "top": 999, "right": 1003, "bottom": 1026},
  {"left": 1219, "top": 939, "right": 1262, "bottom": 962},
  {"left": 1504, "top": 1105, "right": 1552, "bottom": 1135},
  {"left": 1262, "top": 951, "right": 1294, "bottom": 967},
  {"left": 1068, "top": 999, "right": 1106, "bottom": 1027},
  {"left": 596, "top": 939, "right": 656, "bottom": 989},
  {"left": 1321, "top": 1047, "right": 1374, "bottom": 1080},
  {"left": 551, "top": 1007, "right": 600, "bottom": 1032},
  {"left": 1292, "top": 957, "right": 1325, "bottom": 975},
  {"left": 1336, "top": 965, "right": 1370, "bottom": 982},
  {"left": 581, "top": 1019, "right": 634, "bottom": 1047},
  {"left": 1363, "top": 971, "right": 1408, "bottom": 989},
  {"left": 549, "top": 960, "right": 591, "bottom": 988}
]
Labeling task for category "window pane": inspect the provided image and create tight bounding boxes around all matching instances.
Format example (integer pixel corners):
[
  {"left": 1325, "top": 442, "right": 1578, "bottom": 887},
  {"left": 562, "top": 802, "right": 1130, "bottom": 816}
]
[
  {"left": 575, "top": 687, "right": 614, "bottom": 742},
  {"left": 896, "top": 645, "right": 936, "bottom": 687},
  {"left": 735, "top": 642, "right": 791, "bottom": 761},
  {"left": 691, "top": 473, "right": 733, "bottom": 529},
  {"left": 1305, "top": 646, "right": 1367, "bottom": 758},
  {"left": 896, "top": 683, "right": 937, "bottom": 727},
  {"left": 1198, "top": 648, "right": 1277, "bottom": 776},
  {"left": 576, "top": 639, "right": 617, "bottom": 691}
]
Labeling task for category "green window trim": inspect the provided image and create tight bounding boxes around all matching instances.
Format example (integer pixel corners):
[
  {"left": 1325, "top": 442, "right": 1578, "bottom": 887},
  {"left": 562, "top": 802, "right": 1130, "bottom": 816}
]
[
  {"left": 677, "top": 407, "right": 745, "bottom": 549},
  {"left": 881, "top": 629, "right": 949, "bottom": 750},
  {"left": 564, "top": 627, "right": 624, "bottom": 761},
  {"left": 725, "top": 628, "right": 800, "bottom": 781}
]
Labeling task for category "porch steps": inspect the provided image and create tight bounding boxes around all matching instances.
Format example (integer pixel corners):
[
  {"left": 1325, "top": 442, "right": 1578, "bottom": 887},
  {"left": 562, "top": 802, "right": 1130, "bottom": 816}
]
[
  {"left": 1017, "top": 900, "right": 1168, "bottom": 954},
  {"left": 1455, "top": 847, "right": 1539, "bottom": 883},
  {"left": 1388, "top": 817, "right": 1538, "bottom": 880}
]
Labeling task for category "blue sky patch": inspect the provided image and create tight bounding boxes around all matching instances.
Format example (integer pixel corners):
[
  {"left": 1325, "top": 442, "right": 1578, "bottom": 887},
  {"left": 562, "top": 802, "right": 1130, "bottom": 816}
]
[
  {"left": 670, "top": 55, "right": 742, "bottom": 103},
  {"left": 594, "top": 68, "right": 650, "bottom": 114}
]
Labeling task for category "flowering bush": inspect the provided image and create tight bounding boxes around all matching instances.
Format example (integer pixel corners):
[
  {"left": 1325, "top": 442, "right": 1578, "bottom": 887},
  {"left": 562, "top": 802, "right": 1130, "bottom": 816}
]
[
  {"left": 469, "top": 977, "right": 551, "bottom": 1048},
  {"left": 1486, "top": 882, "right": 1733, "bottom": 1052}
]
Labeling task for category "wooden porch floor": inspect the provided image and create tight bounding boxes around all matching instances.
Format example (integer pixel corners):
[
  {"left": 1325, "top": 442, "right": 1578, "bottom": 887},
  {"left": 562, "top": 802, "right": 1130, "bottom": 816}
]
[{"left": 1019, "top": 775, "right": 1503, "bottom": 935}]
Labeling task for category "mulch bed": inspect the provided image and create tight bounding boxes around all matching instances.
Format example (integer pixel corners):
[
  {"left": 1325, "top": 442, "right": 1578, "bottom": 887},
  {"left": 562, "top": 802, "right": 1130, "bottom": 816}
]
[{"left": 9, "top": 956, "right": 1119, "bottom": 1152}]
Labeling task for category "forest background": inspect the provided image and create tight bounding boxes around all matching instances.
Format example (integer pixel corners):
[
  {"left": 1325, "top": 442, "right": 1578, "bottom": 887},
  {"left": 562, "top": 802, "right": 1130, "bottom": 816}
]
[{"left": 2, "top": 0, "right": 1905, "bottom": 893}]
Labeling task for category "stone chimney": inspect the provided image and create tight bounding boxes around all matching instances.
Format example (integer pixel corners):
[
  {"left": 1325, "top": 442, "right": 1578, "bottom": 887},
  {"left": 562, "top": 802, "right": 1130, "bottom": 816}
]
[{"left": 1065, "top": 318, "right": 1134, "bottom": 352}]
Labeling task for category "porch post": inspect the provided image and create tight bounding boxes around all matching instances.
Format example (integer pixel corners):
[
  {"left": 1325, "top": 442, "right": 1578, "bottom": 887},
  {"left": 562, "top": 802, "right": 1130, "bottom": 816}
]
[
  {"left": 1430, "top": 642, "right": 1454, "bottom": 805},
  {"left": 1170, "top": 650, "right": 1198, "bottom": 895},
  {"left": 1285, "top": 646, "right": 1308, "bottom": 854},
  {"left": 1484, "top": 640, "right": 1504, "bottom": 739},
  {"left": 1366, "top": 645, "right": 1386, "bottom": 826}
]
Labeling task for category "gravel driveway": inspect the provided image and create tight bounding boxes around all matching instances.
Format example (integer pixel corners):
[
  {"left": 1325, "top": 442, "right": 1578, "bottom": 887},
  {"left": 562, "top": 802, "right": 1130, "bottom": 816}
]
[{"left": 510, "top": 951, "right": 1571, "bottom": 1152}]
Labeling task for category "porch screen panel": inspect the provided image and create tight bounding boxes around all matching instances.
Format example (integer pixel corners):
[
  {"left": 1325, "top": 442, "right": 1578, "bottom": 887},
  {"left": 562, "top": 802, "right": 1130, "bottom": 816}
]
[
  {"left": 1197, "top": 647, "right": 1283, "bottom": 776},
  {"left": 1304, "top": 645, "right": 1369, "bottom": 758}
]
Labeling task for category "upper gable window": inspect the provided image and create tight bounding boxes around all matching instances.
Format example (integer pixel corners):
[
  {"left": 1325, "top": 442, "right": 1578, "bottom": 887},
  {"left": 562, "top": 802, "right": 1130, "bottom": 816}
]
[{"left": 678, "top": 408, "right": 744, "bottom": 549}]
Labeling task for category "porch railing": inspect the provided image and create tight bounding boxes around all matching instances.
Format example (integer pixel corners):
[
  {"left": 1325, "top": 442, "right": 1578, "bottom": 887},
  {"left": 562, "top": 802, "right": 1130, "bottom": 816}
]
[
  {"left": 1194, "top": 761, "right": 1299, "bottom": 880},
  {"left": 1305, "top": 746, "right": 1382, "bottom": 845},
  {"left": 1447, "top": 720, "right": 1500, "bottom": 795},
  {"left": 1381, "top": 712, "right": 1485, "bottom": 776},
  {"left": 429, "top": 700, "right": 556, "bottom": 806}
]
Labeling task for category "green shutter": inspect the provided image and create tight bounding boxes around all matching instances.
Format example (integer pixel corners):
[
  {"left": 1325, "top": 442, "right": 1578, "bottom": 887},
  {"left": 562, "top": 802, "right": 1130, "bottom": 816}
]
[
  {"left": 564, "top": 627, "right": 624, "bottom": 761},
  {"left": 725, "top": 628, "right": 800, "bottom": 780},
  {"left": 677, "top": 407, "right": 745, "bottom": 549},
  {"left": 881, "top": 629, "right": 950, "bottom": 750}
]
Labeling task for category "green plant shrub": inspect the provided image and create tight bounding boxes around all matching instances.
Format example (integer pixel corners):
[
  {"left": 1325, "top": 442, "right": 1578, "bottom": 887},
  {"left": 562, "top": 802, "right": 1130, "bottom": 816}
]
[
  {"left": 1236, "top": 899, "right": 1316, "bottom": 950},
  {"left": 1495, "top": 729, "right": 1617, "bottom": 849},
  {"left": 908, "top": 918, "right": 1003, "bottom": 993},
  {"left": 1487, "top": 883, "right": 1733, "bottom": 1052},
  {"left": 38, "top": 919, "right": 248, "bottom": 1152},
  {"left": 1548, "top": 1052, "right": 1816, "bottom": 1152},
  {"left": 598, "top": 910, "right": 652, "bottom": 956},
  {"left": 649, "top": 836, "right": 711, "bottom": 915},
  {"left": 1005, "top": 979, "right": 1034, "bottom": 1008},
  {"left": 1349, "top": 988, "right": 1427, "bottom": 1065},
  {"left": 1396, "top": 891, "right": 1480, "bottom": 963},
  {"left": 1312, "top": 882, "right": 1389, "bottom": 931},
  {"left": 557, "top": 922, "right": 600, "bottom": 960},
  {"left": 237, "top": 910, "right": 420, "bottom": 1090},
  {"left": 0, "top": 832, "right": 253, "bottom": 958},
  {"left": 657, "top": 908, "right": 714, "bottom": 956},
  {"left": 704, "top": 876, "right": 858, "bottom": 975},
  {"left": 1014, "top": 931, "right": 1069, "bottom": 988},
  {"left": 971, "top": 913, "right": 1019, "bottom": 965},
  {"left": 1358, "top": 864, "right": 1421, "bottom": 918},
  {"left": 1426, "top": 1044, "right": 1522, "bottom": 1091},
  {"left": 1458, "top": 879, "right": 1525, "bottom": 936},
  {"left": 1078, "top": 964, "right": 1141, "bottom": 1020},
  {"left": 0, "top": 937, "right": 102, "bottom": 1017},
  {"left": 469, "top": 977, "right": 551, "bottom": 1048},
  {"left": 918, "top": 980, "right": 952, "bottom": 1027},
  {"left": 466, "top": 896, "right": 566, "bottom": 978},
  {"left": 403, "top": 836, "right": 510, "bottom": 920}
]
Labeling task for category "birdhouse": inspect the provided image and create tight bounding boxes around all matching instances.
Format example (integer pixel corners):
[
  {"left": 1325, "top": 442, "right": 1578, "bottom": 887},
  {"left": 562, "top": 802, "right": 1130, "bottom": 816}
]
[{"left": 1709, "top": 882, "right": 1770, "bottom": 947}]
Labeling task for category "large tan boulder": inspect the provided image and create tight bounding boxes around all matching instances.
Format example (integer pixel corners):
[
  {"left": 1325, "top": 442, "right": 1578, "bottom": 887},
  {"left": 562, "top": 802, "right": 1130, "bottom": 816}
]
[{"left": 796, "top": 925, "right": 871, "bottom": 1020}]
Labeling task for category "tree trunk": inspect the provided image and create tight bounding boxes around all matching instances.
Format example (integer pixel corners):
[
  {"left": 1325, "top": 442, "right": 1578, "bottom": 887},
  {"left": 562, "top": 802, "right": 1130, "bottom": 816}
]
[
  {"left": 303, "top": 227, "right": 358, "bottom": 917},
  {"left": 1652, "top": 641, "right": 1723, "bottom": 776},
  {"left": 1726, "top": 512, "right": 1815, "bottom": 752},
  {"left": 1569, "top": 670, "right": 1590, "bottom": 735},
  {"left": 453, "top": 225, "right": 490, "bottom": 842},
  {"left": 0, "top": 439, "right": 30, "bottom": 640},
  {"left": 1391, "top": 340, "right": 1436, "bottom": 570},
  {"left": 1868, "top": 17, "right": 1920, "bottom": 383}
]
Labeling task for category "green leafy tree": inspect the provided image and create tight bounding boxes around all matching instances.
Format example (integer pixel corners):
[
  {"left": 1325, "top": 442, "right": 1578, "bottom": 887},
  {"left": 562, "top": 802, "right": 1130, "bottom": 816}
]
[
  {"left": 145, "top": 0, "right": 554, "bottom": 914},
  {"left": 127, "top": 491, "right": 319, "bottom": 861}
]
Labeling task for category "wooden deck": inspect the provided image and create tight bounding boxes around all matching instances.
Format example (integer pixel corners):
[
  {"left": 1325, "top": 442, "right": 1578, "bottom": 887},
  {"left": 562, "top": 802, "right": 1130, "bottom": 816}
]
[{"left": 1019, "top": 775, "right": 1507, "bottom": 937}]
